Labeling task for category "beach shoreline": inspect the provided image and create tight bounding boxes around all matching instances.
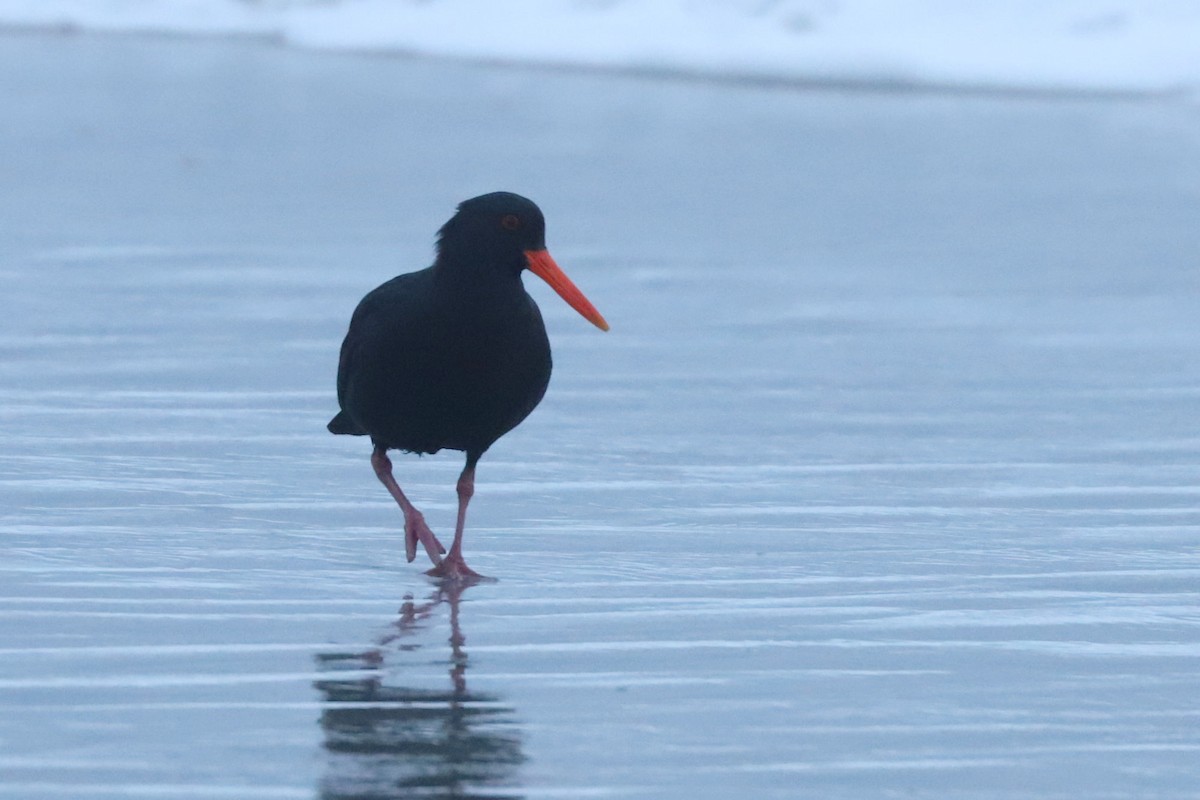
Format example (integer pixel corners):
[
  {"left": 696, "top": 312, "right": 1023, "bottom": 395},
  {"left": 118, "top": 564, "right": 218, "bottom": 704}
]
[{"left": 2, "top": 27, "right": 1199, "bottom": 800}]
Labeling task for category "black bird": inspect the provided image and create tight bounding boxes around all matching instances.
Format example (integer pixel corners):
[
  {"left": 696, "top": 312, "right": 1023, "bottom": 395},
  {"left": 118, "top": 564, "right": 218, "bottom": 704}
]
[{"left": 328, "top": 192, "right": 609, "bottom": 580}]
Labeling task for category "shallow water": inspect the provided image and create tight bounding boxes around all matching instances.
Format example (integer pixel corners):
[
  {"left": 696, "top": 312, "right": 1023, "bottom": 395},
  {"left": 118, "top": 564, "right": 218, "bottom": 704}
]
[{"left": 2, "top": 32, "right": 1199, "bottom": 799}]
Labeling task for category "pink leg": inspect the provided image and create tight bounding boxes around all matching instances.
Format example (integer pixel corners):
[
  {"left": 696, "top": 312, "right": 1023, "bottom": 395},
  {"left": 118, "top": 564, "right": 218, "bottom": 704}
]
[
  {"left": 370, "top": 446, "right": 445, "bottom": 566},
  {"left": 427, "top": 461, "right": 487, "bottom": 582}
]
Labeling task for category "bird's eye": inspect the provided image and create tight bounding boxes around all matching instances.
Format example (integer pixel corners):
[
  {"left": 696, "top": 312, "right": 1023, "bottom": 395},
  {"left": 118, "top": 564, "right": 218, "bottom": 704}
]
[{"left": 500, "top": 214, "right": 521, "bottom": 231}]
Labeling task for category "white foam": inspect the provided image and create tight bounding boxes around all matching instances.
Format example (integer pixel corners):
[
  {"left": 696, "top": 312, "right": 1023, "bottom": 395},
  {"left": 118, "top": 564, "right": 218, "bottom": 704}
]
[{"left": 1, "top": 0, "right": 1196, "bottom": 94}]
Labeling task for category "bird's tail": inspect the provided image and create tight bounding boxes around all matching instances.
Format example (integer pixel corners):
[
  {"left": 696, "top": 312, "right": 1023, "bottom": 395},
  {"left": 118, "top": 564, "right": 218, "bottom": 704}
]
[{"left": 327, "top": 411, "right": 367, "bottom": 435}]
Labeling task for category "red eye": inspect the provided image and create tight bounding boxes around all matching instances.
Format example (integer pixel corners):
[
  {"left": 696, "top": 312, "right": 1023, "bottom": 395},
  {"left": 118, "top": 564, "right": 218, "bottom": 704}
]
[{"left": 500, "top": 214, "right": 521, "bottom": 231}]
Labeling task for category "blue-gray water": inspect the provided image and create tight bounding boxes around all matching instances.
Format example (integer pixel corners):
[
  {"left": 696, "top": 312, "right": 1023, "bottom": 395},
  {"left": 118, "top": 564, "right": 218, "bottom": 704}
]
[{"left": 2, "top": 32, "right": 1199, "bottom": 799}]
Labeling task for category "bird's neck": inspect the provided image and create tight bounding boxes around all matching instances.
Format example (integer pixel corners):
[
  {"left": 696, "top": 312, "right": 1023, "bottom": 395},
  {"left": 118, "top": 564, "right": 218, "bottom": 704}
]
[{"left": 432, "top": 251, "right": 529, "bottom": 314}]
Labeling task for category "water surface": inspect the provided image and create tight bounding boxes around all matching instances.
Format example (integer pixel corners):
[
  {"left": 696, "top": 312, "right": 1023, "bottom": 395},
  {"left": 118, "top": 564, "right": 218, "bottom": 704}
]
[{"left": 2, "top": 32, "right": 1199, "bottom": 799}]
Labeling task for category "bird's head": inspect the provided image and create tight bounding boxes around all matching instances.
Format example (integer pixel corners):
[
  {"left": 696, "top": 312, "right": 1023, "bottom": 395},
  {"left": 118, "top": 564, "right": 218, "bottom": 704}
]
[{"left": 437, "top": 192, "right": 609, "bottom": 332}]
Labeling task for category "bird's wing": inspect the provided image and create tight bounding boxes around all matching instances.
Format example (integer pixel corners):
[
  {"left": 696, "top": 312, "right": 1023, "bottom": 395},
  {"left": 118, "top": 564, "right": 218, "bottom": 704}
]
[{"left": 333, "top": 269, "right": 433, "bottom": 416}]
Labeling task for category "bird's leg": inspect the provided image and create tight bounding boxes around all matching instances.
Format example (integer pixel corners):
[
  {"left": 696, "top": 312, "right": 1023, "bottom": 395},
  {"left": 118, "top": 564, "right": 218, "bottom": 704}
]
[
  {"left": 427, "top": 459, "right": 486, "bottom": 581},
  {"left": 370, "top": 446, "right": 445, "bottom": 566}
]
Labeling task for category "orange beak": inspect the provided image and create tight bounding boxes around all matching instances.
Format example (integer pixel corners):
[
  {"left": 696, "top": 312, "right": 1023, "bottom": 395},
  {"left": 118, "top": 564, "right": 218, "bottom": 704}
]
[{"left": 524, "top": 249, "right": 610, "bottom": 332}]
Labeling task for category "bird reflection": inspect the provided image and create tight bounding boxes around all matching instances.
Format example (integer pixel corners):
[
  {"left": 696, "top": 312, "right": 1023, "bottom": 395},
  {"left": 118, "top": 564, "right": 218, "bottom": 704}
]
[{"left": 314, "top": 583, "right": 525, "bottom": 799}]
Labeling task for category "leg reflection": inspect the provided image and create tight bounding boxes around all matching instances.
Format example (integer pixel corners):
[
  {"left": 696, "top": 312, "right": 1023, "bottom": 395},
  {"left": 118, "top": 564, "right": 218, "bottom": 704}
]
[{"left": 314, "top": 583, "right": 524, "bottom": 799}]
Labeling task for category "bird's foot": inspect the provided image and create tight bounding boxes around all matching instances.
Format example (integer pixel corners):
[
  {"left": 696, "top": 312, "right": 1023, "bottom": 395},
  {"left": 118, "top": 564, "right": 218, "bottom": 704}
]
[
  {"left": 403, "top": 511, "right": 446, "bottom": 565},
  {"left": 426, "top": 554, "right": 491, "bottom": 584}
]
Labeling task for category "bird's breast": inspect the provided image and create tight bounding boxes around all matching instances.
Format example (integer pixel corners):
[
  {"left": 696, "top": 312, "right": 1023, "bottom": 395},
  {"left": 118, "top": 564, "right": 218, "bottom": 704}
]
[{"left": 350, "top": 289, "right": 551, "bottom": 454}]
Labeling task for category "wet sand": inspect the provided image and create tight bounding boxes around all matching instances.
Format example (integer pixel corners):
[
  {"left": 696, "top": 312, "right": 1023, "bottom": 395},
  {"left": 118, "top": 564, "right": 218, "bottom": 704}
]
[{"left": 2, "top": 30, "right": 1199, "bottom": 799}]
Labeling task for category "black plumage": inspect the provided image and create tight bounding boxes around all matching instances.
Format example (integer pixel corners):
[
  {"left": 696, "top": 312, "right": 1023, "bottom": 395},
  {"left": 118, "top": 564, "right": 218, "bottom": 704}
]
[{"left": 329, "top": 192, "right": 608, "bottom": 580}]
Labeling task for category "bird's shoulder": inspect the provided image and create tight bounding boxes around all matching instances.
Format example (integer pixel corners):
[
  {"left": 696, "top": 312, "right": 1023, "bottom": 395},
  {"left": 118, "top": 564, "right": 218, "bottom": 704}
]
[{"left": 347, "top": 267, "right": 435, "bottom": 331}]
